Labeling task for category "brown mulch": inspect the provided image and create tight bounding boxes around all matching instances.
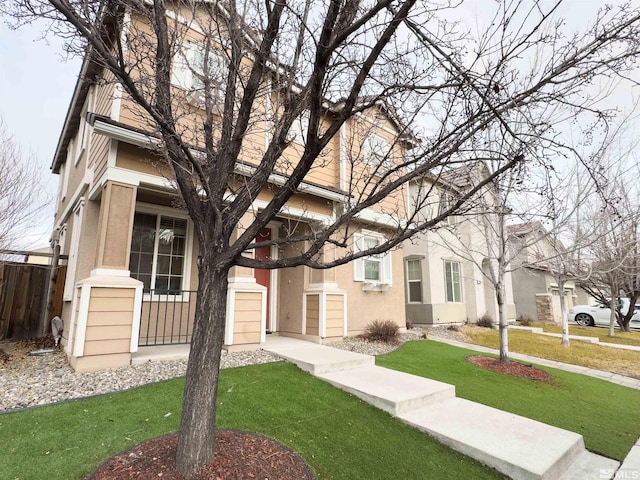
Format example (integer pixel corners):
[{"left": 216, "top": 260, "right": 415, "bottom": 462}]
[
  {"left": 87, "top": 430, "right": 314, "bottom": 480},
  {"left": 0, "top": 334, "right": 57, "bottom": 365},
  {"left": 16, "top": 333, "right": 56, "bottom": 350},
  {"left": 466, "top": 355, "right": 551, "bottom": 381}
]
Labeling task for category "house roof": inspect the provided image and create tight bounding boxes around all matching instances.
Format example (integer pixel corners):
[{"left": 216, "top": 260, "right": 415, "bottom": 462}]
[{"left": 506, "top": 221, "right": 546, "bottom": 236}]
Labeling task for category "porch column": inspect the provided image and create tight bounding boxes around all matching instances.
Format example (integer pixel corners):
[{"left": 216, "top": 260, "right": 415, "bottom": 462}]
[
  {"left": 65, "top": 180, "right": 143, "bottom": 372},
  {"left": 224, "top": 213, "right": 267, "bottom": 350},
  {"left": 304, "top": 244, "right": 347, "bottom": 340}
]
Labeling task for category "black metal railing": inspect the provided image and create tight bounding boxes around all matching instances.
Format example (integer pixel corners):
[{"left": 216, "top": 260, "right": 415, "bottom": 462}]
[{"left": 138, "top": 289, "right": 197, "bottom": 346}]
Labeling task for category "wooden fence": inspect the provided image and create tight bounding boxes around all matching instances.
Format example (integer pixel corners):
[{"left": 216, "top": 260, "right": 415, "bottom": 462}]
[{"left": 0, "top": 262, "right": 67, "bottom": 341}]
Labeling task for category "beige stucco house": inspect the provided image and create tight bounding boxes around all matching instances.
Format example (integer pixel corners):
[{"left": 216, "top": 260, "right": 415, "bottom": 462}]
[
  {"left": 508, "top": 222, "right": 590, "bottom": 323},
  {"left": 403, "top": 166, "right": 516, "bottom": 325},
  {"left": 52, "top": 10, "right": 409, "bottom": 372}
]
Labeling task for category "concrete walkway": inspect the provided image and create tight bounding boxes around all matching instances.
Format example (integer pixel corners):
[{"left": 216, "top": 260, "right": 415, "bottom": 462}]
[
  {"left": 509, "top": 325, "right": 640, "bottom": 352},
  {"left": 262, "top": 336, "right": 623, "bottom": 480},
  {"left": 430, "top": 336, "right": 640, "bottom": 390}
]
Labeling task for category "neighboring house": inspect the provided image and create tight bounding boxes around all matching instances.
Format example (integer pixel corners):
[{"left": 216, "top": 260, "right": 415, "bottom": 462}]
[
  {"left": 52, "top": 12, "right": 409, "bottom": 372},
  {"left": 507, "top": 222, "right": 590, "bottom": 323},
  {"left": 403, "top": 165, "right": 516, "bottom": 325}
]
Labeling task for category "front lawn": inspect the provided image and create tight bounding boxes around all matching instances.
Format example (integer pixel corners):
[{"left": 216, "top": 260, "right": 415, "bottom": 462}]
[
  {"left": 0, "top": 362, "right": 504, "bottom": 480},
  {"left": 377, "top": 341, "right": 640, "bottom": 460},
  {"left": 464, "top": 328, "right": 640, "bottom": 379}
]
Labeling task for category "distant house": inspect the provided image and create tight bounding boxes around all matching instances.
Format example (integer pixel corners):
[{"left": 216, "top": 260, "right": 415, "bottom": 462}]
[
  {"left": 51, "top": 9, "right": 410, "bottom": 372},
  {"left": 403, "top": 164, "right": 516, "bottom": 325},
  {"left": 507, "top": 222, "right": 590, "bottom": 323}
]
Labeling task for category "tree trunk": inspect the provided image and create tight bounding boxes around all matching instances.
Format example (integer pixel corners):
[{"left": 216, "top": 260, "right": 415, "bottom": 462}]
[
  {"left": 176, "top": 263, "right": 230, "bottom": 477},
  {"left": 497, "top": 280, "right": 509, "bottom": 363},
  {"left": 608, "top": 285, "right": 616, "bottom": 338},
  {"left": 558, "top": 279, "right": 570, "bottom": 346}
]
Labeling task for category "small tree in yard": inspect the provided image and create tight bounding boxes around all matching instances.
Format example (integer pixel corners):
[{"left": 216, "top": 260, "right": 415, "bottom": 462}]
[{"left": 4, "top": 0, "right": 640, "bottom": 475}]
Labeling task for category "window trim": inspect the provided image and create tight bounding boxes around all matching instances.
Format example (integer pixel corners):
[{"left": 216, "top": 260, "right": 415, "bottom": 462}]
[
  {"left": 438, "top": 189, "right": 457, "bottom": 225},
  {"left": 132, "top": 203, "right": 194, "bottom": 301},
  {"left": 405, "top": 258, "right": 423, "bottom": 304},
  {"left": 364, "top": 132, "right": 393, "bottom": 175},
  {"left": 353, "top": 230, "right": 393, "bottom": 289},
  {"left": 75, "top": 87, "right": 93, "bottom": 166},
  {"left": 444, "top": 259, "right": 463, "bottom": 303},
  {"left": 172, "top": 41, "right": 228, "bottom": 96}
]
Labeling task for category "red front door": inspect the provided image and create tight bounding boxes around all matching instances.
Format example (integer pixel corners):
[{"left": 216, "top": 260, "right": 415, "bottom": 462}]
[{"left": 254, "top": 228, "right": 272, "bottom": 331}]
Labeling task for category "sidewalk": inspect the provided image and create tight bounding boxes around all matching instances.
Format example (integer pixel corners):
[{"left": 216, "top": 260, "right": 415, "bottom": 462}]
[
  {"left": 509, "top": 325, "right": 640, "bottom": 352},
  {"left": 429, "top": 336, "right": 640, "bottom": 391},
  {"left": 263, "top": 335, "right": 622, "bottom": 480}
]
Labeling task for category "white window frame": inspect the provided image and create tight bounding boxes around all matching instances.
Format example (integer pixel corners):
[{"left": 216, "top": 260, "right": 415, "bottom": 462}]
[
  {"left": 405, "top": 258, "right": 423, "bottom": 304},
  {"left": 439, "top": 189, "right": 457, "bottom": 225},
  {"left": 75, "top": 87, "right": 93, "bottom": 166},
  {"left": 364, "top": 132, "right": 393, "bottom": 174},
  {"left": 444, "top": 259, "right": 463, "bottom": 303},
  {"left": 172, "top": 42, "right": 228, "bottom": 104},
  {"left": 132, "top": 203, "right": 194, "bottom": 302},
  {"left": 287, "top": 110, "right": 310, "bottom": 145},
  {"left": 353, "top": 230, "right": 393, "bottom": 289},
  {"left": 63, "top": 200, "right": 85, "bottom": 301}
]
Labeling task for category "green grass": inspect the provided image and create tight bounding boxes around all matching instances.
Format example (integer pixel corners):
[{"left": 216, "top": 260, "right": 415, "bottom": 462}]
[
  {"left": 466, "top": 328, "right": 640, "bottom": 379},
  {"left": 377, "top": 341, "right": 640, "bottom": 461},
  {"left": 0, "top": 362, "right": 504, "bottom": 480},
  {"left": 528, "top": 323, "right": 640, "bottom": 347}
]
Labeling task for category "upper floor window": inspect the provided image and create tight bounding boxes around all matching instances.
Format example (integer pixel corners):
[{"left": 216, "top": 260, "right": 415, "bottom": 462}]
[
  {"left": 353, "top": 231, "right": 392, "bottom": 287},
  {"left": 130, "top": 212, "right": 189, "bottom": 293},
  {"left": 364, "top": 133, "right": 392, "bottom": 174},
  {"left": 172, "top": 42, "right": 228, "bottom": 95},
  {"left": 405, "top": 259, "right": 423, "bottom": 303},
  {"left": 438, "top": 190, "right": 457, "bottom": 224},
  {"left": 287, "top": 110, "right": 310, "bottom": 146},
  {"left": 444, "top": 260, "right": 463, "bottom": 303}
]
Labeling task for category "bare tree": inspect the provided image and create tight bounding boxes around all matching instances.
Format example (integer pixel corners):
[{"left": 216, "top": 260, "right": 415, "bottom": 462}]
[
  {"left": 580, "top": 178, "right": 640, "bottom": 334},
  {"left": 0, "top": 121, "right": 49, "bottom": 252},
  {"left": 4, "top": 0, "right": 640, "bottom": 475}
]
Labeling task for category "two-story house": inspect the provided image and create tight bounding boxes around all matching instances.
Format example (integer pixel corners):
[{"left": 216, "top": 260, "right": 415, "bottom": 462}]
[
  {"left": 508, "top": 222, "right": 590, "bottom": 323},
  {"left": 403, "top": 164, "right": 516, "bottom": 325},
  {"left": 52, "top": 9, "right": 409, "bottom": 372}
]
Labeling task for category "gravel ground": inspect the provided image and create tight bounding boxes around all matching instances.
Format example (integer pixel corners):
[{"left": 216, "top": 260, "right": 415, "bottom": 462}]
[
  {"left": 0, "top": 345, "right": 279, "bottom": 412},
  {"left": 0, "top": 325, "right": 468, "bottom": 413}
]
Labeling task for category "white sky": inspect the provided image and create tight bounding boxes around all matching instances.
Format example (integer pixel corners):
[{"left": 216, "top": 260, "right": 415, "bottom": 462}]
[
  {"left": 0, "top": 0, "right": 637, "bottom": 249},
  {"left": 0, "top": 20, "right": 80, "bottom": 248}
]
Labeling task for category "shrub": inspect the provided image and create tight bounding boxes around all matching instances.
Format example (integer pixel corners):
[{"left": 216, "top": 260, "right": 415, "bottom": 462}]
[
  {"left": 517, "top": 315, "right": 534, "bottom": 326},
  {"left": 364, "top": 320, "right": 400, "bottom": 343},
  {"left": 477, "top": 313, "right": 494, "bottom": 328},
  {"left": 446, "top": 324, "right": 460, "bottom": 332}
]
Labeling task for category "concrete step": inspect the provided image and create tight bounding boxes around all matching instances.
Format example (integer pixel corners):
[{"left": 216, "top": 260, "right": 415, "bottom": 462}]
[
  {"left": 560, "top": 450, "right": 620, "bottom": 480},
  {"left": 317, "top": 365, "right": 455, "bottom": 415},
  {"left": 262, "top": 343, "right": 374, "bottom": 375},
  {"left": 615, "top": 437, "right": 640, "bottom": 479},
  {"left": 398, "top": 398, "right": 585, "bottom": 480}
]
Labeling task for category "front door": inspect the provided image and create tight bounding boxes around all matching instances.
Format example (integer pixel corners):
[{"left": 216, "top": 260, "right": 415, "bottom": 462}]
[{"left": 254, "top": 228, "right": 272, "bottom": 331}]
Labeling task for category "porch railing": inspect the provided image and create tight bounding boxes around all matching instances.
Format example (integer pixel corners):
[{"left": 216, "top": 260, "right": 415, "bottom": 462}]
[{"left": 138, "top": 289, "right": 197, "bottom": 346}]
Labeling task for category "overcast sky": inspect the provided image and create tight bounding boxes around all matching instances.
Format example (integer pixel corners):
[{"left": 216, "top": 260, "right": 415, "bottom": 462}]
[
  {"left": 0, "top": 20, "right": 80, "bottom": 248},
  {"left": 0, "top": 0, "right": 638, "bottom": 249}
]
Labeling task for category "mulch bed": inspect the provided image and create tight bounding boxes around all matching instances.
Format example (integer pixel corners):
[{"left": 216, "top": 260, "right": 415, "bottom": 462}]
[
  {"left": 466, "top": 355, "right": 551, "bottom": 381},
  {"left": 87, "top": 430, "right": 313, "bottom": 480}
]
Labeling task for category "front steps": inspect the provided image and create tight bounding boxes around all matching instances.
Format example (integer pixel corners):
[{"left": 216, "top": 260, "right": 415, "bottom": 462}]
[{"left": 263, "top": 338, "right": 621, "bottom": 479}]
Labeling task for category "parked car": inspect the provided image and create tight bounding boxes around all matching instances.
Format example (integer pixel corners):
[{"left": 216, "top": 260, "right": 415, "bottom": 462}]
[{"left": 568, "top": 299, "right": 640, "bottom": 327}]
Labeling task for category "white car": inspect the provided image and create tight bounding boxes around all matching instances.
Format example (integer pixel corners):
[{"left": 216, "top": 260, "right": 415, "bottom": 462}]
[{"left": 568, "top": 299, "right": 640, "bottom": 327}]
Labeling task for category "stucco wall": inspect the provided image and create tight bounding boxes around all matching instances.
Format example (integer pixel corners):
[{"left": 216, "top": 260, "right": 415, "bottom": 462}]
[
  {"left": 335, "top": 247, "right": 406, "bottom": 334},
  {"left": 512, "top": 269, "right": 551, "bottom": 321}
]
